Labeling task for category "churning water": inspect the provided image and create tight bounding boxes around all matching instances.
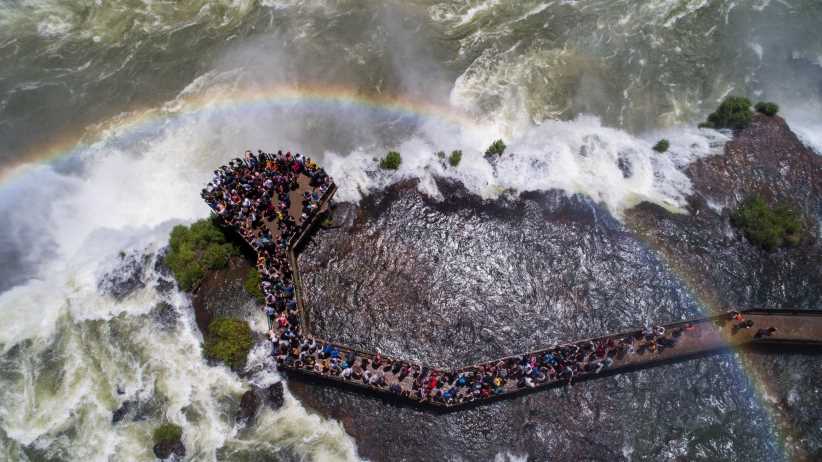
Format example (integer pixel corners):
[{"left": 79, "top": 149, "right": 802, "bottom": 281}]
[{"left": 0, "top": 1, "right": 821, "bottom": 460}]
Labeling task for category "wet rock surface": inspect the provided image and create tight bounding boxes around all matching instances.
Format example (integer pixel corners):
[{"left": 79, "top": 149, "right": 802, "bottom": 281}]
[
  {"left": 151, "top": 302, "right": 178, "bottom": 330},
  {"left": 284, "top": 117, "right": 822, "bottom": 461},
  {"left": 300, "top": 181, "right": 702, "bottom": 368},
  {"left": 266, "top": 381, "right": 285, "bottom": 410},
  {"left": 98, "top": 247, "right": 177, "bottom": 300},
  {"left": 98, "top": 252, "right": 148, "bottom": 300},
  {"left": 153, "top": 440, "right": 185, "bottom": 460},
  {"left": 237, "top": 389, "right": 261, "bottom": 426},
  {"left": 191, "top": 256, "right": 258, "bottom": 336},
  {"left": 111, "top": 400, "right": 135, "bottom": 424},
  {"left": 626, "top": 115, "right": 822, "bottom": 312},
  {"left": 235, "top": 382, "right": 284, "bottom": 427}
]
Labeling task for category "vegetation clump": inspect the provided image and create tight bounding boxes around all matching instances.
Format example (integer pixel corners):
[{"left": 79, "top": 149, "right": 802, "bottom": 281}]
[
  {"left": 448, "top": 150, "right": 463, "bottom": 167},
  {"left": 153, "top": 423, "right": 183, "bottom": 446},
  {"left": 164, "top": 218, "right": 238, "bottom": 291},
  {"left": 652, "top": 139, "right": 670, "bottom": 153},
  {"left": 379, "top": 151, "right": 402, "bottom": 170},
  {"left": 485, "top": 139, "right": 506, "bottom": 157},
  {"left": 730, "top": 195, "right": 803, "bottom": 251},
  {"left": 204, "top": 318, "right": 253, "bottom": 369},
  {"left": 755, "top": 101, "right": 779, "bottom": 117},
  {"left": 699, "top": 96, "right": 752, "bottom": 130},
  {"left": 243, "top": 268, "right": 264, "bottom": 304}
]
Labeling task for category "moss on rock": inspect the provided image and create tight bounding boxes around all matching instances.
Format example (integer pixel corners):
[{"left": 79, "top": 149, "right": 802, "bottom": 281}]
[
  {"left": 448, "top": 150, "right": 463, "bottom": 167},
  {"left": 652, "top": 139, "right": 670, "bottom": 153},
  {"left": 484, "top": 139, "right": 506, "bottom": 157},
  {"left": 755, "top": 101, "right": 779, "bottom": 117},
  {"left": 730, "top": 195, "right": 804, "bottom": 251},
  {"left": 153, "top": 423, "right": 182, "bottom": 446},
  {"left": 243, "top": 268, "right": 264, "bottom": 304},
  {"left": 379, "top": 151, "right": 402, "bottom": 170},
  {"left": 204, "top": 318, "right": 253, "bottom": 369}
]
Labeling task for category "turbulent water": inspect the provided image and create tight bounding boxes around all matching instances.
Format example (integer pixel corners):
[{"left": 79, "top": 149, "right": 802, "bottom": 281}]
[{"left": 1, "top": 1, "right": 821, "bottom": 461}]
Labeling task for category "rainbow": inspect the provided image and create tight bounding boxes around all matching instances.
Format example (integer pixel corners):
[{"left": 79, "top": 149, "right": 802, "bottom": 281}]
[
  {"left": 0, "top": 82, "right": 480, "bottom": 184},
  {"left": 0, "top": 81, "right": 805, "bottom": 459},
  {"left": 640, "top": 242, "right": 799, "bottom": 459}
]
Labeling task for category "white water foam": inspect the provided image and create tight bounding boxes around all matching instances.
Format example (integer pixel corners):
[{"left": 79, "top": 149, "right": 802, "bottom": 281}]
[
  {"left": 324, "top": 115, "right": 729, "bottom": 216},
  {"left": 782, "top": 103, "right": 822, "bottom": 156},
  {"left": 0, "top": 87, "right": 365, "bottom": 461}
]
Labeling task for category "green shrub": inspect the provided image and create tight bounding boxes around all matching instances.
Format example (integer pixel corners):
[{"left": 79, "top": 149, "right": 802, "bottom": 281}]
[
  {"left": 435, "top": 150, "right": 446, "bottom": 160},
  {"left": 201, "top": 243, "right": 234, "bottom": 270},
  {"left": 755, "top": 101, "right": 779, "bottom": 117},
  {"left": 379, "top": 151, "right": 402, "bottom": 170},
  {"left": 164, "top": 218, "right": 239, "bottom": 291},
  {"left": 244, "top": 268, "right": 264, "bottom": 304},
  {"left": 485, "top": 139, "right": 506, "bottom": 157},
  {"left": 652, "top": 139, "right": 670, "bottom": 153},
  {"left": 153, "top": 423, "right": 183, "bottom": 446},
  {"left": 448, "top": 150, "right": 463, "bottom": 167},
  {"left": 204, "top": 318, "right": 253, "bottom": 369},
  {"left": 701, "top": 96, "right": 752, "bottom": 130},
  {"left": 730, "top": 195, "right": 803, "bottom": 251}
]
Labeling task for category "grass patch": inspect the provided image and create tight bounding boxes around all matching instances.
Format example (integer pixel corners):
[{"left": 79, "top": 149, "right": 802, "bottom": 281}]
[
  {"left": 243, "top": 268, "right": 264, "bottom": 304},
  {"left": 755, "top": 101, "right": 779, "bottom": 117},
  {"left": 204, "top": 318, "right": 253, "bottom": 369},
  {"left": 699, "top": 96, "right": 752, "bottom": 130},
  {"left": 730, "top": 195, "right": 804, "bottom": 251},
  {"left": 153, "top": 423, "right": 183, "bottom": 446},
  {"left": 652, "top": 139, "right": 670, "bottom": 153},
  {"left": 448, "top": 150, "right": 462, "bottom": 167},
  {"left": 164, "top": 218, "right": 238, "bottom": 291},
  {"left": 484, "top": 139, "right": 506, "bottom": 157},
  {"left": 379, "top": 151, "right": 402, "bottom": 170}
]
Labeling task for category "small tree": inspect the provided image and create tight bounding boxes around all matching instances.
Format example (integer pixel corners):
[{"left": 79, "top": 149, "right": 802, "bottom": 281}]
[
  {"left": 164, "top": 218, "right": 239, "bottom": 291},
  {"left": 701, "top": 96, "right": 752, "bottom": 130},
  {"left": 448, "top": 150, "right": 463, "bottom": 167},
  {"left": 652, "top": 139, "right": 670, "bottom": 153},
  {"left": 485, "top": 139, "right": 506, "bottom": 157},
  {"left": 755, "top": 101, "right": 779, "bottom": 117},
  {"left": 379, "top": 151, "right": 402, "bottom": 170}
]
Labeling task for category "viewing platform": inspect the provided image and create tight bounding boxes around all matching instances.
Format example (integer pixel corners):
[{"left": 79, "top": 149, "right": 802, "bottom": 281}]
[{"left": 202, "top": 151, "right": 822, "bottom": 409}]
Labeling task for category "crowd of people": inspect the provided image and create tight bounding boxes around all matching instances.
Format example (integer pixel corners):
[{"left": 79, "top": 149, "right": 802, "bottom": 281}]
[
  {"left": 201, "top": 149, "right": 331, "bottom": 344},
  {"left": 202, "top": 152, "right": 780, "bottom": 407}
]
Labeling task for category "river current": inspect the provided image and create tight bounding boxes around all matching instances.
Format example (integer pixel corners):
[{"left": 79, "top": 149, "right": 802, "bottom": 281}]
[{"left": 0, "top": 1, "right": 821, "bottom": 461}]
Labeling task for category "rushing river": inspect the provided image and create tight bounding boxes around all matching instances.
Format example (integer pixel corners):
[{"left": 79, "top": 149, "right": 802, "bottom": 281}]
[{"left": 0, "top": 1, "right": 821, "bottom": 461}]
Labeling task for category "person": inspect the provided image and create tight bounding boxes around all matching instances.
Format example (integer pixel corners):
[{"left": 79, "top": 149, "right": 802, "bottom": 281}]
[
  {"left": 754, "top": 326, "right": 776, "bottom": 338},
  {"left": 732, "top": 311, "right": 744, "bottom": 322},
  {"left": 265, "top": 305, "right": 276, "bottom": 330}
]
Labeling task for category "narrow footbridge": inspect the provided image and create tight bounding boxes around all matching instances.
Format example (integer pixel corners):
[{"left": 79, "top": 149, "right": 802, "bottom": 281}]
[{"left": 203, "top": 152, "right": 822, "bottom": 409}]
